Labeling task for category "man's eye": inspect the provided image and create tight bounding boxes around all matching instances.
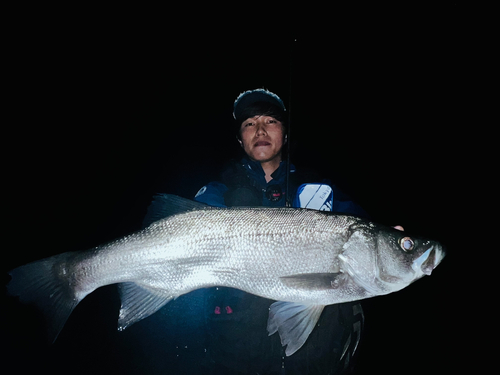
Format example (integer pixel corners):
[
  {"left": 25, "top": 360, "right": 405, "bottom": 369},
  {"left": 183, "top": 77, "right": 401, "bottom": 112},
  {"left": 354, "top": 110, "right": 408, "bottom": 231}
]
[{"left": 245, "top": 122, "right": 254, "bottom": 127}]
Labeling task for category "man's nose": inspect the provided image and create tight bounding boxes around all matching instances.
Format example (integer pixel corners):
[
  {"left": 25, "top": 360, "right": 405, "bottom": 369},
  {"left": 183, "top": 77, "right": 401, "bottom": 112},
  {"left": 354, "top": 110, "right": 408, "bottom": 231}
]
[{"left": 255, "top": 122, "right": 267, "bottom": 136}]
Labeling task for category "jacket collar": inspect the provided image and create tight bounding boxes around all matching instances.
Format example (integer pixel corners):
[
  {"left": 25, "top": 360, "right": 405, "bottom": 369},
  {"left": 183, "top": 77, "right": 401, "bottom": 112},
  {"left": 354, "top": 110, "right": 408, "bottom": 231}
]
[{"left": 240, "top": 158, "right": 295, "bottom": 186}]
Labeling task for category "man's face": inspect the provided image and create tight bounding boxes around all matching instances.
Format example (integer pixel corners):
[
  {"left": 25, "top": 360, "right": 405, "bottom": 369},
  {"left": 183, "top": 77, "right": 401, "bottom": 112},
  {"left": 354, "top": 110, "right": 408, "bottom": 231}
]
[{"left": 238, "top": 115, "right": 285, "bottom": 163}]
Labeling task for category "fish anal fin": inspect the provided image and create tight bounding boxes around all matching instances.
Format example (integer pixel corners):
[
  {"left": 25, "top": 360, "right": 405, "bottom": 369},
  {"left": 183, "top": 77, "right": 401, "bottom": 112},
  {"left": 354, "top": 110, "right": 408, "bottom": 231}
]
[
  {"left": 117, "top": 282, "right": 174, "bottom": 331},
  {"left": 279, "top": 273, "right": 346, "bottom": 290},
  {"left": 267, "top": 301, "right": 325, "bottom": 356}
]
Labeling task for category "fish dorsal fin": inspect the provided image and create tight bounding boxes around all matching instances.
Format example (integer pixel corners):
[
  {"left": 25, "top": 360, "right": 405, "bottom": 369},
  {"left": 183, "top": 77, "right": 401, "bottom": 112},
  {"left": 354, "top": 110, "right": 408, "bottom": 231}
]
[
  {"left": 279, "top": 273, "right": 347, "bottom": 290},
  {"left": 117, "top": 282, "right": 174, "bottom": 331},
  {"left": 267, "top": 301, "right": 325, "bottom": 356},
  {"left": 143, "top": 194, "right": 208, "bottom": 227}
]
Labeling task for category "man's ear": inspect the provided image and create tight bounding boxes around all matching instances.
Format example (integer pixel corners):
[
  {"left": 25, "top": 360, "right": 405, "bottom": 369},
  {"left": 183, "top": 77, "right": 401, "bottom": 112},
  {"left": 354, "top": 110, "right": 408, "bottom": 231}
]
[{"left": 236, "top": 136, "right": 243, "bottom": 147}]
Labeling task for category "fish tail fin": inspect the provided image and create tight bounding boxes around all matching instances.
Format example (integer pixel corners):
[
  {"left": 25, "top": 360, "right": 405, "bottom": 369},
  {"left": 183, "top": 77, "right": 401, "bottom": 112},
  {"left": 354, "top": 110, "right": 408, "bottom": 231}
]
[{"left": 7, "top": 252, "right": 83, "bottom": 342}]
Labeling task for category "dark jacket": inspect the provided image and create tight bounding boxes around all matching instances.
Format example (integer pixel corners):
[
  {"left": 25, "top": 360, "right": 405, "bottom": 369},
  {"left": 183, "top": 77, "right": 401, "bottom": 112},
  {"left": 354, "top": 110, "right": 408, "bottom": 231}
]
[
  {"left": 191, "top": 158, "right": 367, "bottom": 374},
  {"left": 127, "top": 158, "right": 367, "bottom": 374},
  {"left": 194, "top": 158, "right": 368, "bottom": 218}
]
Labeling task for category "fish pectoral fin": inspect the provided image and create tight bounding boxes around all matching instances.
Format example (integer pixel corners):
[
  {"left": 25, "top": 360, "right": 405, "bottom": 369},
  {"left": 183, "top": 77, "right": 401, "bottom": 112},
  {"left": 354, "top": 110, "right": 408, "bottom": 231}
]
[
  {"left": 117, "top": 282, "right": 174, "bottom": 331},
  {"left": 267, "top": 301, "right": 325, "bottom": 356},
  {"left": 279, "top": 273, "right": 347, "bottom": 290}
]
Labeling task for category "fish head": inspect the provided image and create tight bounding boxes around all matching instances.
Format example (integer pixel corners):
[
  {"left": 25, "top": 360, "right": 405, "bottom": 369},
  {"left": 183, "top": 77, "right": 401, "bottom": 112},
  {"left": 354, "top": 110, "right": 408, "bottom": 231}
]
[
  {"left": 339, "top": 223, "right": 446, "bottom": 296},
  {"left": 375, "top": 227, "right": 446, "bottom": 284}
]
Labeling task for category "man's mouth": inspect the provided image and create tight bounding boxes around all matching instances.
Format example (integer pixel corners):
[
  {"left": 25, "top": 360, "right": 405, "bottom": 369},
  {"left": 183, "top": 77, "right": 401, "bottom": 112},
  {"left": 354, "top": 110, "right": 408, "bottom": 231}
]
[{"left": 254, "top": 141, "right": 271, "bottom": 147}]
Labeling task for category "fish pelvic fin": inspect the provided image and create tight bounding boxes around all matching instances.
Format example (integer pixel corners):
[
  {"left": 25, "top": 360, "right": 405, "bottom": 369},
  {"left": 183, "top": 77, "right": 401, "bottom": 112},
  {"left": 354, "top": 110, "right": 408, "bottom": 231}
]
[
  {"left": 7, "top": 252, "right": 83, "bottom": 343},
  {"left": 117, "top": 282, "right": 174, "bottom": 331},
  {"left": 267, "top": 301, "right": 325, "bottom": 356}
]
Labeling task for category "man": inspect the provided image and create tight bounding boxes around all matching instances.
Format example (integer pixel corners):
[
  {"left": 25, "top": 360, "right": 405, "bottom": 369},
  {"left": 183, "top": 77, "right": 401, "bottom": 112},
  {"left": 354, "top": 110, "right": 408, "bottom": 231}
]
[
  {"left": 195, "top": 88, "right": 367, "bottom": 215},
  {"left": 193, "top": 89, "right": 367, "bottom": 374}
]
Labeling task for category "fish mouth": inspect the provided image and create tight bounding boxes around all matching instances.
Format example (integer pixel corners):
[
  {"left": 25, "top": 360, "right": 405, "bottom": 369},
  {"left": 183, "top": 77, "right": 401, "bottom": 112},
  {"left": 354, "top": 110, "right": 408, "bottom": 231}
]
[{"left": 412, "top": 245, "right": 446, "bottom": 276}]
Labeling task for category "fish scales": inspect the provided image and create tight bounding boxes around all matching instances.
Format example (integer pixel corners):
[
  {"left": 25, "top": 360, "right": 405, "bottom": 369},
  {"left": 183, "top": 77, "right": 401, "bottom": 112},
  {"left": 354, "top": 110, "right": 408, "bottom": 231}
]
[{"left": 138, "top": 208, "right": 355, "bottom": 302}]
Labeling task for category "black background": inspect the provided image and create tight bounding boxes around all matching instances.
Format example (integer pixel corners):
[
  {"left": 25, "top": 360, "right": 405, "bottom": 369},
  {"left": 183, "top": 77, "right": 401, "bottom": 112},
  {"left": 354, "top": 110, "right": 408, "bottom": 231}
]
[{"left": 3, "top": 4, "right": 476, "bottom": 374}]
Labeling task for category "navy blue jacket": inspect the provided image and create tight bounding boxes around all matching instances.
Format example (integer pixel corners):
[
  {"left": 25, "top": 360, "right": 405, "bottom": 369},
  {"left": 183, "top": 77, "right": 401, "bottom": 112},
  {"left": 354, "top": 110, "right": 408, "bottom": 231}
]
[
  {"left": 126, "top": 158, "right": 367, "bottom": 374},
  {"left": 190, "top": 158, "right": 367, "bottom": 374},
  {"left": 194, "top": 158, "right": 368, "bottom": 218}
]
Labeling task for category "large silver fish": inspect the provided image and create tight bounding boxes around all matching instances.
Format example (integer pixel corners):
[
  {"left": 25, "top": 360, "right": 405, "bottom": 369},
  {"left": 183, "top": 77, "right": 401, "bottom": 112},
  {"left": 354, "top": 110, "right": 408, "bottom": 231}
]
[{"left": 7, "top": 194, "right": 445, "bottom": 355}]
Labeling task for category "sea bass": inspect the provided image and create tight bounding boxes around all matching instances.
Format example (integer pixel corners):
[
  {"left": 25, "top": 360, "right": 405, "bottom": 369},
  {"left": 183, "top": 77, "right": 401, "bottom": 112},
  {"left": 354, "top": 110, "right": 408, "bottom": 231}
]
[{"left": 7, "top": 194, "right": 445, "bottom": 355}]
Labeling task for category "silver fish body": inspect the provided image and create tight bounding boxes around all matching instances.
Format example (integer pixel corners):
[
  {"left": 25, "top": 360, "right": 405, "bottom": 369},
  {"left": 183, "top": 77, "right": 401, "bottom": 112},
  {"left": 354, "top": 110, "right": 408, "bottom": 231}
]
[{"left": 7, "top": 194, "right": 445, "bottom": 355}]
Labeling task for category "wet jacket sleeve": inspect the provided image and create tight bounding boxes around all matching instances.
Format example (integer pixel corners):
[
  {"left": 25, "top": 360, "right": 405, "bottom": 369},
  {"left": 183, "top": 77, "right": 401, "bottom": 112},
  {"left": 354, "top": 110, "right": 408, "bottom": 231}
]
[{"left": 193, "top": 182, "right": 228, "bottom": 208}]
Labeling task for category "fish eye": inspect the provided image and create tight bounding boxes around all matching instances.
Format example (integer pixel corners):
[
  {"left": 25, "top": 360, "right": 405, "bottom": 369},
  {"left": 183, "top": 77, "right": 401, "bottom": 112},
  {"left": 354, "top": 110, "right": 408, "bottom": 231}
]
[{"left": 399, "top": 237, "right": 415, "bottom": 252}]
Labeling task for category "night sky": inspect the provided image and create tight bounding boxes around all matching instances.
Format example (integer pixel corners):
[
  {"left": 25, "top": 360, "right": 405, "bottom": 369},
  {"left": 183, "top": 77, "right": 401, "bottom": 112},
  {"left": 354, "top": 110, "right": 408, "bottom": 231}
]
[{"left": 3, "top": 5, "right": 471, "bottom": 375}]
